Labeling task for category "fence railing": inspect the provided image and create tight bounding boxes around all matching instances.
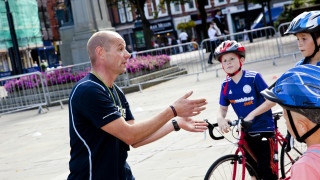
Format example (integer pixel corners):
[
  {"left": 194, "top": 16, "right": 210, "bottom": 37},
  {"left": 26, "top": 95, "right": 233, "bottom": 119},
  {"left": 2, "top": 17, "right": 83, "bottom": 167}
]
[
  {"left": 0, "top": 72, "right": 47, "bottom": 116},
  {"left": 0, "top": 22, "right": 299, "bottom": 115},
  {"left": 277, "top": 22, "right": 300, "bottom": 57},
  {"left": 200, "top": 26, "right": 283, "bottom": 76},
  {"left": 43, "top": 62, "right": 91, "bottom": 106}
]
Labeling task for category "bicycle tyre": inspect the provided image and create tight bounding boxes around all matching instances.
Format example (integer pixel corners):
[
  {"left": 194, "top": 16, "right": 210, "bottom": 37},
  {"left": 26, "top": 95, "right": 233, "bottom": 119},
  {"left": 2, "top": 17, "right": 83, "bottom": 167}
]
[
  {"left": 204, "top": 154, "right": 259, "bottom": 180},
  {"left": 280, "top": 139, "right": 307, "bottom": 179}
]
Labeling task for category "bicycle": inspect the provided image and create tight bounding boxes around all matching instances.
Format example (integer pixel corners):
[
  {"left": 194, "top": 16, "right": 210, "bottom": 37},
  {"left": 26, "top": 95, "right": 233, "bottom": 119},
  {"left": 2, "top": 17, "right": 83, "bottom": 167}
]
[{"left": 204, "top": 110, "right": 307, "bottom": 180}]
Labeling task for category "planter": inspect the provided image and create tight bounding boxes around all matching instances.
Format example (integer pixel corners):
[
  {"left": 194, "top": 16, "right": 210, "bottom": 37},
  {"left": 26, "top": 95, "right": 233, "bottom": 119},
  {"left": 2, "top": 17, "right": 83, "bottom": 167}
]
[{"left": 128, "top": 62, "right": 171, "bottom": 78}]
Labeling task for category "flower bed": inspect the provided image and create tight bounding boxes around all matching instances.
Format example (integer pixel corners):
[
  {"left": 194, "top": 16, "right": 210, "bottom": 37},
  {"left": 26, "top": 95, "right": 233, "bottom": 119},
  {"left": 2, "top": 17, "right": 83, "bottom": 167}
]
[
  {"left": 4, "top": 68, "right": 91, "bottom": 93},
  {"left": 126, "top": 54, "right": 170, "bottom": 73},
  {"left": 4, "top": 55, "right": 171, "bottom": 93}
]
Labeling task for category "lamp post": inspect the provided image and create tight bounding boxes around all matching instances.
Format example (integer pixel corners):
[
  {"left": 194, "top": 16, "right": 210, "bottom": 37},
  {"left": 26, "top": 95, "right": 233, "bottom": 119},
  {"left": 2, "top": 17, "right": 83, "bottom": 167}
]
[{"left": 5, "top": 0, "right": 23, "bottom": 75}]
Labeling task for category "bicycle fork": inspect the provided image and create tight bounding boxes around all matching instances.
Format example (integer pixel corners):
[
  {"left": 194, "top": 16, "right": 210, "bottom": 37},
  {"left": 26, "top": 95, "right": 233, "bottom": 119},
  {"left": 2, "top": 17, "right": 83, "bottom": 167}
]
[{"left": 233, "top": 148, "right": 247, "bottom": 180}]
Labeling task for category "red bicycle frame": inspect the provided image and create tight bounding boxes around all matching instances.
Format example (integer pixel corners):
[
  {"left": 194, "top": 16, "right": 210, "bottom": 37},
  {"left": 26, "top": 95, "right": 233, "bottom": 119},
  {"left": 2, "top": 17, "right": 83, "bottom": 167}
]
[{"left": 230, "top": 120, "right": 290, "bottom": 180}]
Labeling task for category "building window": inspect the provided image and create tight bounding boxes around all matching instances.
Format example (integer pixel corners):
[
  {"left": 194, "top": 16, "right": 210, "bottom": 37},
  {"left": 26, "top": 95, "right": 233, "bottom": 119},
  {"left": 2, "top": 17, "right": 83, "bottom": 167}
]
[
  {"left": 215, "top": 0, "right": 227, "bottom": 6},
  {"left": 118, "top": 0, "right": 133, "bottom": 23},
  {"left": 185, "top": 0, "right": 196, "bottom": 12},
  {"left": 155, "top": 0, "right": 168, "bottom": 17},
  {"left": 144, "top": 0, "right": 154, "bottom": 19},
  {"left": 170, "top": 2, "right": 182, "bottom": 14},
  {"left": 0, "top": 54, "right": 10, "bottom": 72},
  {"left": 125, "top": 0, "right": 133, "bottom": 22},
  {"left": 118, "top": 1, "right": 126, "bottom": 23},
  {"left": 205, "top": 0, "right": 212, "bottom": 8}
]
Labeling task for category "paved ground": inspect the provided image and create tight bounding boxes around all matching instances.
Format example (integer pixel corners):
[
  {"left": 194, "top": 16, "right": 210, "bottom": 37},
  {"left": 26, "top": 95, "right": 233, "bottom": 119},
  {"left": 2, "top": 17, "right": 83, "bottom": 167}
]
[{"left": 0, "top": 54, "right": 302, "bottom": 180}]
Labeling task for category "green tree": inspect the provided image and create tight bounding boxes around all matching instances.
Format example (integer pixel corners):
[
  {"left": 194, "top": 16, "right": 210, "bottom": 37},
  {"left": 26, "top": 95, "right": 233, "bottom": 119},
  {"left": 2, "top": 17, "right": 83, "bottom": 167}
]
[
  {"left": 311, "top": 0, "right": 320, "bottom": 4},
  {"left": 292, "top": 0, "right": 305, "bottom": 8},
  {"left": 274, "top": 0, "right": 320, "bottom": 29}
]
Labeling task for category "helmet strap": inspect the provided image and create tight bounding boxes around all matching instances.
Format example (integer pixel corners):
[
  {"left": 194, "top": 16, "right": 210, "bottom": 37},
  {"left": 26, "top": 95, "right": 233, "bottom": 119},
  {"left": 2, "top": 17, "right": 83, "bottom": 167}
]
[
  {"left": 307, "top": 33, "right": 320, "bottom": 59},
  {"left": 287, "top": 109, "right": 320, "bottom": 143},
  {"left": 223, "top": 75, "right": 230, "bottom": 96}
]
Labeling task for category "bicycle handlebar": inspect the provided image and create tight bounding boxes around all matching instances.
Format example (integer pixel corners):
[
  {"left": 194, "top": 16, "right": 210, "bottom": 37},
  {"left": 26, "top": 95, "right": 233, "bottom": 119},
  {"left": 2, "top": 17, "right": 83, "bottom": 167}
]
[
  {"left": 204, "top": 119, "right": 224, "bottom": 140},
  {"left": 205, "top": 118, "right": 255, "bottom": 140},
  {"left": 205, "top": 111, "right": 283, "bottom": 141}
]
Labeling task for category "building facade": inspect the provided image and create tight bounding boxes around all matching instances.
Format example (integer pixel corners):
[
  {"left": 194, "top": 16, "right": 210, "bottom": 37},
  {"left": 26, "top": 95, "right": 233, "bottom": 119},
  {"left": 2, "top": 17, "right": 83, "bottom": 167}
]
[
  {"left": 107, "top": 0, "right": 292, "bottom": 52},
  {"left": 0, "top": 0, "right": 43, "bottom": 77}
]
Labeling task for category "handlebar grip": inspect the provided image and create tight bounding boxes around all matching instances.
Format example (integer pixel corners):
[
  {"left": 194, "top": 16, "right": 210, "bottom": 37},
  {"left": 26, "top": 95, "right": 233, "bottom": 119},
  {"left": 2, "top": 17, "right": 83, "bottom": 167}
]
[
  {"left": 205, "top": 119, "right": 224, "bottom": 140},
  {"left": 241, "top": 120, "right": 253, "bottom": 130}
]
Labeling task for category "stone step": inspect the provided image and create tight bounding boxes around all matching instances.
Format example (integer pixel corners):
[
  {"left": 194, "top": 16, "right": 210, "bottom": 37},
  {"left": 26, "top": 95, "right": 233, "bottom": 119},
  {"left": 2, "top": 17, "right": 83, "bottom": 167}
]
[
  {"left": 121, "top": 68, "right": 187, "bottom": 94},
  {"left": 129, "top": 65, "right": 181, "bottom": 85}
]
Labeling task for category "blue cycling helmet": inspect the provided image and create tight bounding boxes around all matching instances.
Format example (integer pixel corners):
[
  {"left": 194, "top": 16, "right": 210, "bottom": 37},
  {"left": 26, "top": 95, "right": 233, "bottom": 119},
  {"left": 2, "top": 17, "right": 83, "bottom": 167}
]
[
  {"left": 261, "top": 65, "right": 320, "bottom": 109},
  {"left": 262, "top": 65, "right": 320, "bottom": 143},
  {"left": 285, "top": 11, "right": 320, "bottom": 59}
]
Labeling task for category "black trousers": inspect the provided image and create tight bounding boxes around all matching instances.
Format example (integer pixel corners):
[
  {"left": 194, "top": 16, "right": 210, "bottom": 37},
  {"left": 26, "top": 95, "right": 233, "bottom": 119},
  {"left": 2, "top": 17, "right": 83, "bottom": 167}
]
[
  {"left": 244, "top": 132, "right": 278, "bottom": 180},
  {"left": 208, "top": 40, "right": 219, "bottom": 63}
]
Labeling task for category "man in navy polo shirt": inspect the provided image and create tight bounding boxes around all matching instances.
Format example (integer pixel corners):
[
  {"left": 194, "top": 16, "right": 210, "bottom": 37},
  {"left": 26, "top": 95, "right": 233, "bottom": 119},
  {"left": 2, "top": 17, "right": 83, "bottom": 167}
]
[{"left": 67, "top": 31, "right": 208, "bottom": 180}]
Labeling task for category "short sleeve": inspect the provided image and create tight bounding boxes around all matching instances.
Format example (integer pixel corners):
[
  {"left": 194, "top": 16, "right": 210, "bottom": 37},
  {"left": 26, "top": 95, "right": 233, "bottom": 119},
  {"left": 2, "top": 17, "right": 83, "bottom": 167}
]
[
  {"left": 71, "top": 84, "right": 122, "bottom": 129},
  {"left": 291, "top": 162, "right": 319, "bottom": 180},
  {"left": 219, "top": 84, "right": 230, "bottom": 106},
  {"left": 253, "top": 73, "right": 268, "bottom": 94}
]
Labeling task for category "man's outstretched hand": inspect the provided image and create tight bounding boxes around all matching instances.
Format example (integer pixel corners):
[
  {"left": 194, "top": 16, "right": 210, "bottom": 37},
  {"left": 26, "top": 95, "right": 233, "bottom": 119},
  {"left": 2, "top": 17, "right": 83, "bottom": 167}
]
[
  {"left": 172, "top": 91, "right": 207, "bottom": 117},
  {"left": 177, "top": 117, "right": 208, "bottom": 132}
]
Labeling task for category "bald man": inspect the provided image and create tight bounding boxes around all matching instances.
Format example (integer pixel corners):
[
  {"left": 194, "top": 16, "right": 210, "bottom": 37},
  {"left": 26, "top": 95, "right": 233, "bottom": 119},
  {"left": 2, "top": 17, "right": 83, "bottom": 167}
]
[{"left": 67, "top": 31, "right": 208, "bottom": 179}]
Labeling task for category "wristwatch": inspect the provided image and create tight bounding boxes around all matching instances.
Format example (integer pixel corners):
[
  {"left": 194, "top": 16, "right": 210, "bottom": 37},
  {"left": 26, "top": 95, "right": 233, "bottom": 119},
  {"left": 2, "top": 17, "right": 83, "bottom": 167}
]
[{"left": 172, "top": 119, "right": 180, "bottom": 131}]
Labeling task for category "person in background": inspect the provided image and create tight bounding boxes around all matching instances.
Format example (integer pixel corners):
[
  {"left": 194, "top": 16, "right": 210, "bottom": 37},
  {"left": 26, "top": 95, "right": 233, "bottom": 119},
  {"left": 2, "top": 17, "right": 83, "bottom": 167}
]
[
  {"left": 207, "top": 22, "right": 220, "bottom": 64},
  {"left": 214, "top": 8, "right": 229, "bottom": 35},
  {"left": 179, "top": 30, "right": 189, "bottom": 52},
  {"left": 33, "top": 61, "right": 38, "bottom": 67}
]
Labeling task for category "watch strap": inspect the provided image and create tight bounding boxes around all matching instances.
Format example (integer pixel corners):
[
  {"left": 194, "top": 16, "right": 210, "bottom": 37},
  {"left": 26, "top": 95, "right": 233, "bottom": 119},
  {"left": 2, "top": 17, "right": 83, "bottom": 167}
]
[{"left": 172, "top": 119, "right": 180, "bottom": 131}]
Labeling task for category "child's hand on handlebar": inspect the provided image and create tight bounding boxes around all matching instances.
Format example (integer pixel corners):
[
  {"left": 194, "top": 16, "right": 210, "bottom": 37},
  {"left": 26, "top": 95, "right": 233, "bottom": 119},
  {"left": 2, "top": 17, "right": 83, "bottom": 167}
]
[{"left": 217, "top": 117, "right": 231, "bottom": 133}]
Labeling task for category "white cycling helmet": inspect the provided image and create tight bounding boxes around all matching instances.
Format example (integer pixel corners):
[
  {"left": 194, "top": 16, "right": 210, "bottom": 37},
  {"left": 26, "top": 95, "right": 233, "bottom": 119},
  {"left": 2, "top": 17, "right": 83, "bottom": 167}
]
[
  {"left": 285, "top": 11, "right": 320, "bottom": 59},
  {"left": 285, "top": 11, "right": 320, "bottom": 34}
]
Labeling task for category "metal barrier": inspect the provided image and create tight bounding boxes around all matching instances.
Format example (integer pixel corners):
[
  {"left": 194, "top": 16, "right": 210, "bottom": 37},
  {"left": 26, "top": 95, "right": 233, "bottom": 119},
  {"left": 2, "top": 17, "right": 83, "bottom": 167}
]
[
  {"left": 43, "top": 62, "right": 91, "bottom": 106},
  {"left": 277, "top": 22, "right": 300, "bottom": 57},
  {"left": 200, "top": 26, "right": 281, "bottom": 76},
  {"left": 0, "top": 72, "right": 47, "bottom": 116}
]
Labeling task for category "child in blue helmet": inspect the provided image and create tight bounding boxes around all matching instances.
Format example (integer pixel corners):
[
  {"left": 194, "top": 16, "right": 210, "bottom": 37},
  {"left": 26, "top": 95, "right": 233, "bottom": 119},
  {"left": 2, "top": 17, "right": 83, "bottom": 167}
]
[
  {"left": 285, "top": 11, "right": 320, "bottom": 66},
  {"left": 215, "top": 40, "right": 277, "bottom": 180},
  {"left": 262, "top": 65, "right": 320, "bottom": 180}
]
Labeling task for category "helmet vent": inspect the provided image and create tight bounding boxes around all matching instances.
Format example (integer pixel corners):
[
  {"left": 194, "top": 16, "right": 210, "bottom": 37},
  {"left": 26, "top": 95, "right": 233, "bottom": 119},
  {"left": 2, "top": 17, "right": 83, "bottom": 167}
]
[
  {"left": 303, "top": 101, "right": 316, "bottom": 105},
  {"left": 305, "top": 83, "right": 320, "bottom": 90}
]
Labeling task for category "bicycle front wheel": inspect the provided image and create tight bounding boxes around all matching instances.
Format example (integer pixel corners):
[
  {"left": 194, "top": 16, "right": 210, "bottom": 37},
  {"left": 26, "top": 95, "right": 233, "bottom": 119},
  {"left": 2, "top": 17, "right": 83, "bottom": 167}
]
[
  {"left": 204, "top": 154, "right": 259, "bottom": 180},
  {"left": 280, "top": 138, "right": 307, "bottom": 179}
]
